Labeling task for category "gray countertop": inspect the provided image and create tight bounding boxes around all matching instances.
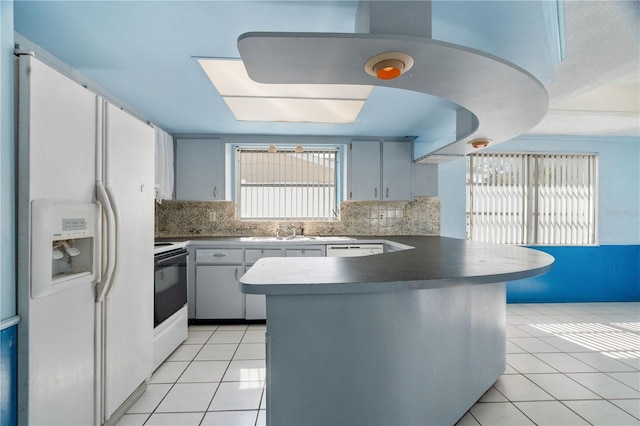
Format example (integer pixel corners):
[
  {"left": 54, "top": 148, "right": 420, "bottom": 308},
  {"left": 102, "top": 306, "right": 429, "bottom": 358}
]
[
  {"left": 157, "top": 235, "right": 363, "bottom": 244},
  {"left": 239, "top": 236, "right": 554, "bottom": 295}
]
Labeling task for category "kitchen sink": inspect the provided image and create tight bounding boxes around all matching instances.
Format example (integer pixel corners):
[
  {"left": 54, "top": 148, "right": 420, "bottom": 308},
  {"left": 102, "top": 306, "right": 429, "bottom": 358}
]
[{"left": 241, "top": 236, "right": 301, "bottom": 242}]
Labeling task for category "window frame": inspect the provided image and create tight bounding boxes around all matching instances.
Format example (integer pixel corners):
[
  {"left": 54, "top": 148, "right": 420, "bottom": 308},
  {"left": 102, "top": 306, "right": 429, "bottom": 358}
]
[{"left": 234, "top": 145, "right": 342, "bottom": 221}]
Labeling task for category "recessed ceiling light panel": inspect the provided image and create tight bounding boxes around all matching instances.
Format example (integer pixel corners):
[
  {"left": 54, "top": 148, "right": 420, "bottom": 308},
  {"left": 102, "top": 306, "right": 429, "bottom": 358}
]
[
  {"left": 197, "top": 58, "right": 373, "bottom": 123},
  {"left": 223, "top": 97, "right": 366, "bottom": 123}
]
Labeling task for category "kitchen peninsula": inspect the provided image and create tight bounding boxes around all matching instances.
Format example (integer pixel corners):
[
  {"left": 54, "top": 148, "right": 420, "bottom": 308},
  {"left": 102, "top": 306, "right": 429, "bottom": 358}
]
[{"left": 240, "top": 236, "right": 554, "bottom": 426}]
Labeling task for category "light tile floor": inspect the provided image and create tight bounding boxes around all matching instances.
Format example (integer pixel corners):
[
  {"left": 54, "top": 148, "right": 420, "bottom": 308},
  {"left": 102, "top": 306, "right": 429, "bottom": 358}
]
[{"left": 118, "top": 303, "right": 639, "bottom": 426}]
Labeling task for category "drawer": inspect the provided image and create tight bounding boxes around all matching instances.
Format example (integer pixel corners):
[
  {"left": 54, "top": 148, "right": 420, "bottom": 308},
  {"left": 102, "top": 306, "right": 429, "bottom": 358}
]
[
  {"left": 284, "top": 248, "right": 324, "bottom": 258},
  {"left": 195, "top": 248, "right": 243, "bottom": 264},
  {"left": 245, "top": 248, "right": 282, "bottom": 264}
]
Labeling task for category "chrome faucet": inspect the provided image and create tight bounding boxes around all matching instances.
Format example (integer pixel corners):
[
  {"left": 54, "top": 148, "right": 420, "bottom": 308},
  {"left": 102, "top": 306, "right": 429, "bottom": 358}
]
[{"left": 276, "top": 224, "right": 296, "bottom": 239}]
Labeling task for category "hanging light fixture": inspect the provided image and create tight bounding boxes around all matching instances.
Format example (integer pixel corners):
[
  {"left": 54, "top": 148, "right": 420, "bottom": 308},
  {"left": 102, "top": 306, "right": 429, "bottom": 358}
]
[{"left": 365, "top": 52, "right": 414, "bottom": 80}]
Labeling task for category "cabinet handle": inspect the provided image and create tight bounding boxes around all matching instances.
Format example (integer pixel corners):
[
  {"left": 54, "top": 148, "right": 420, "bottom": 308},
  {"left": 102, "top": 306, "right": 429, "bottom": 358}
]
[
  {"left": 234, "top": 268, "right": 238, "bottom": 280},
  {"left": 213, "top": 253, "right": 226, "bottom": 258},
  {"left": 386, "top": 187, "right": 389, "bottom": 198},
  {"left": 213, "top": 186, "right": 217, "bottom": 198},
  {"left": 374, "top": 187, "right": 378, "bottom": 198}
]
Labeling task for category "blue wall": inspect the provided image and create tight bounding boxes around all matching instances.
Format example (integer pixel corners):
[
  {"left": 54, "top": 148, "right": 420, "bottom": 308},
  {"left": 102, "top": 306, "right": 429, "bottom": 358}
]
[
  {"left": 501, "top": 136, "right": 639, "bottom": 302},
  {"left": 508, "top": 245, "right": 640, "bottom": 303},
  {"left": 438, "top": 134, "right": 640, "bottom": 303},
  {"left": 0, "top": 323, "right": 17, "bottom": 425}
]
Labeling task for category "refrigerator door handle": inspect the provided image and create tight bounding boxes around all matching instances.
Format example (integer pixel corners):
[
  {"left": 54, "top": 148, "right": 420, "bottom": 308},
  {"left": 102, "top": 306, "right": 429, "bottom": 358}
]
[
  {"left": 95, "top": 182, "right": 117, "bottom": 302},
  {"left": 103, "top": 183, "right": 121, "bottom": 299}
]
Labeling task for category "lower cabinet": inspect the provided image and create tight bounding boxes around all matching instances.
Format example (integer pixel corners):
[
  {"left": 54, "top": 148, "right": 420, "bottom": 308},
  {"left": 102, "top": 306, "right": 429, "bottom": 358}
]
[
  {"left": 244, "top": 248, "right": 282, "bottom": 320},
  {"left": 192, "top": 245, "right": 325, "bottom": 320},
  {"left": 244, "top": 284, "right": 266, "bottom": 320},
  {"left": 195, "top": 265, "right": 244, "bottom": 319}
]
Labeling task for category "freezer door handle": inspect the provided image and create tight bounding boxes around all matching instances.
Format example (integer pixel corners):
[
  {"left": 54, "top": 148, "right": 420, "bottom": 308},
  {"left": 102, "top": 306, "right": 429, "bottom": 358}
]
[{"left": 95, "top": 182, "right": 117, "bottom": 302}]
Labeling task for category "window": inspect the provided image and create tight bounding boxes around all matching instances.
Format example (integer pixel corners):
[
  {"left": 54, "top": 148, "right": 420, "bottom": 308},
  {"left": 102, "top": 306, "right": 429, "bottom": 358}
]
[
  {"left": 236, "top": 146, "right": 339, "bottom": 220},
  {"left": 466, "top": 153, "right": 597, "bottom": 245}
]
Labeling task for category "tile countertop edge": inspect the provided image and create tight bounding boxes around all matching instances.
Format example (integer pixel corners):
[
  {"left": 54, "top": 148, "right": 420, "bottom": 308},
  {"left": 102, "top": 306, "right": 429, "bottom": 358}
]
[{"left": 238, "top": 236, "right": 555, "bottom": 295}]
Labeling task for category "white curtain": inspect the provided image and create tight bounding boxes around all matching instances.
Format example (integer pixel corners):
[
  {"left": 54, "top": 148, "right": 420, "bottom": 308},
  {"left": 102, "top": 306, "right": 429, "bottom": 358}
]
[{"left": 155, "top": 127, "right": 174, "bottom": 202}]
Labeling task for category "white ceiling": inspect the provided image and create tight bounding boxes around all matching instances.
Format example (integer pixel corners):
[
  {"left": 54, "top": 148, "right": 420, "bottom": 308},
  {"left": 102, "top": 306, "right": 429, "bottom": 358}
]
[
  {"left": 531, "top": 0, "right": 639, "bottom": 137},
  {"left": 13, "top": 0, "right": 640, "bottom": 146},
  {"left": 531, "top": 67, "right": 640, "bottom": 137}
]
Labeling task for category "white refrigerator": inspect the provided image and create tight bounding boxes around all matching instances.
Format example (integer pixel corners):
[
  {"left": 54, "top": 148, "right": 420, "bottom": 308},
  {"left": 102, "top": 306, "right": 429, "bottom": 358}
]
[{"left": 16, "top": 53, "right": 155, "bottom": 425}]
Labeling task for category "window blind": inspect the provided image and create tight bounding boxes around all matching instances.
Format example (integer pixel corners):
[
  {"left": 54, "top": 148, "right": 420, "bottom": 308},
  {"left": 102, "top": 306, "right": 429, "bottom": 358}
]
[
  {"left": 467, "top": 153, "right": 597, "bottom": 245},
  {"left": 237, "top": 147, "right": 338, "bottom": 220}
]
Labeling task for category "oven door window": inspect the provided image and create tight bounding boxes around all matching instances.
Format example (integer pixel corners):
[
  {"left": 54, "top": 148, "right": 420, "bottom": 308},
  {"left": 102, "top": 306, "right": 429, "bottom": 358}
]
[{"left": 155, "top": 254, "right": 187, "bottom": 327}]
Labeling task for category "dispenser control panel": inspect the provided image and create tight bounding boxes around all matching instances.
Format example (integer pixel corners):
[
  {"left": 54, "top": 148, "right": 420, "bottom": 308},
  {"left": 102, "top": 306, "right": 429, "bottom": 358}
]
[
  {"left": 31, "top": 200, "right": 99, "bottom": 299},
  {"left": 61, "top": 218, "right": 88, "bottom": 233}
]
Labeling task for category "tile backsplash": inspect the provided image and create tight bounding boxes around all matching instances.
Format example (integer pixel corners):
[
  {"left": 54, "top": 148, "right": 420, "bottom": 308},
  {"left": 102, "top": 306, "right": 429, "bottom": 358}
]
[{"left": 155, "top": 197, "right": 440, "bottom": 238}]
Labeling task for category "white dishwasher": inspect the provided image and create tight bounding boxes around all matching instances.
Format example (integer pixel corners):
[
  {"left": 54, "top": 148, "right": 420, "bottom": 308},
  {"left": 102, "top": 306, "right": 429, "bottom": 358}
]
[{"left": 326, "top": 244, "right": 384, "bottom": 257}]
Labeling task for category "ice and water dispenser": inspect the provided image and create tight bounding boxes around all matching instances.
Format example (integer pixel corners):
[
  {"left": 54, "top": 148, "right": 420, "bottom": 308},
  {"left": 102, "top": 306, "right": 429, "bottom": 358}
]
[{"left": 31, "top": 200, "right": 99, "bottom": 298}]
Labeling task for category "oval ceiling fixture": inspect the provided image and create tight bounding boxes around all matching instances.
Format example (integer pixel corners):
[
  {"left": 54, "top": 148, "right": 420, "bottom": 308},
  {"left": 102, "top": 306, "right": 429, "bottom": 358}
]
[
  {"left": 468, "top": 138, "right": 492, "bottom": 149},
  {"left": 365, "top": 52, "right": 414, "bottom": 80}
]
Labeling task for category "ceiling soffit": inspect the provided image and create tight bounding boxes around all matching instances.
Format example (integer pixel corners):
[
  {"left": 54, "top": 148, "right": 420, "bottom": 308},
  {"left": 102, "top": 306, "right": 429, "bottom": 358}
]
[
  {"left": 239, "top": 33, "right": 548, "bottom": 159},
  {"left": 238, "top": 0, "right": 549, "bottom": 160}
]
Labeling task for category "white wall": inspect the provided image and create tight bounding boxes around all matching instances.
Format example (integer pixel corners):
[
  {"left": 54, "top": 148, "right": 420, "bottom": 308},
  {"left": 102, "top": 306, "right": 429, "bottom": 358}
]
[
  {"left": 1, "top": 0, "right": 15, "bottom": 321},
  {"left": 437, "top": 158, "right": 467, "bottom": 239},
  {"left": 437, "top": 135, "right": 640, "bottom": 244}
]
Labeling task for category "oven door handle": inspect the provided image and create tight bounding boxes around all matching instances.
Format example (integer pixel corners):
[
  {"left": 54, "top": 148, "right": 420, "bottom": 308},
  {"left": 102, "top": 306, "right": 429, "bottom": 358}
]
[{"left": 156, "top": 251, "right": 188, "bottom": 266}]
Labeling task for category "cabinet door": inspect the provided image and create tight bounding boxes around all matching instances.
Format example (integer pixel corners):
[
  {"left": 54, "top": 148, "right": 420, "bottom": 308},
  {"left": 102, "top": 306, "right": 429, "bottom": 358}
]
[
  {"left": 245, "top": 293, "right": 266, "bottom": 320},
  {"left": 196, "top": 248, "right": 243, "bottom": 263},
  {"left": 176, "top": 138, "right": 224, "bottom": 200},
  {"left": 244, "top": 266, "right": 266, "bottom": 320},
  {"left": 348, "top": 141, "right": 381, "bottom": 200},
  {"left": 244, "top": 248, "right": 281, "bottom": 320},
  {"left": 195, "top": 265, "right": 243, "bottom": 319},
  {"left": 382, "top": 141, "right": 413, "bottom": 201},
  {"left": 284, "top": 247, "right": 325, "bottom": 257},
  {"left": 245, "top": 248, "right": 282, "bottom": 264}
]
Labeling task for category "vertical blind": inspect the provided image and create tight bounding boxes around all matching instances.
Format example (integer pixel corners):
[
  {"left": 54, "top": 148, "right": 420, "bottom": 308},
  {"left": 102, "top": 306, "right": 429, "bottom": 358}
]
[
  {"left": 237, "top": 147, "right": 338, "bottom": 220},
  {"left": 467, "top": 153, "right": 597, "bottom": 245}
]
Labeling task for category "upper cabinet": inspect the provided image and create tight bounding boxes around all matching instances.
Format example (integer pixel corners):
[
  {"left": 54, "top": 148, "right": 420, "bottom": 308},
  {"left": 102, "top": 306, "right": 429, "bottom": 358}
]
[
  {"left": 382, "top": 141, "right": 413, "bottom": 201},
  {"left": 175, "top": 138, "right": 225, "bottom": 201},
  {"left": 348, "top": 141, "right": 381, "bottom": 200},
  {"left": 348, "top": 141, "right": 413, "bottom": 201}
]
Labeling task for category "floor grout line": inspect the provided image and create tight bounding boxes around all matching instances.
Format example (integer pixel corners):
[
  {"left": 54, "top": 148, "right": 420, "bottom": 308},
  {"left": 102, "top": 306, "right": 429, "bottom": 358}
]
[{"left": 119, "top": 304, "right": 639, "bottom": 426}]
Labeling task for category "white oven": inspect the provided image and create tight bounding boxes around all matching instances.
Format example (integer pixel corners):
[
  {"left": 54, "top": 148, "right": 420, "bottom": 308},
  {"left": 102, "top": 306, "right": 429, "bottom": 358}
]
[{"left": 153, "top": 243, "right": 188, "bottom": 370}]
